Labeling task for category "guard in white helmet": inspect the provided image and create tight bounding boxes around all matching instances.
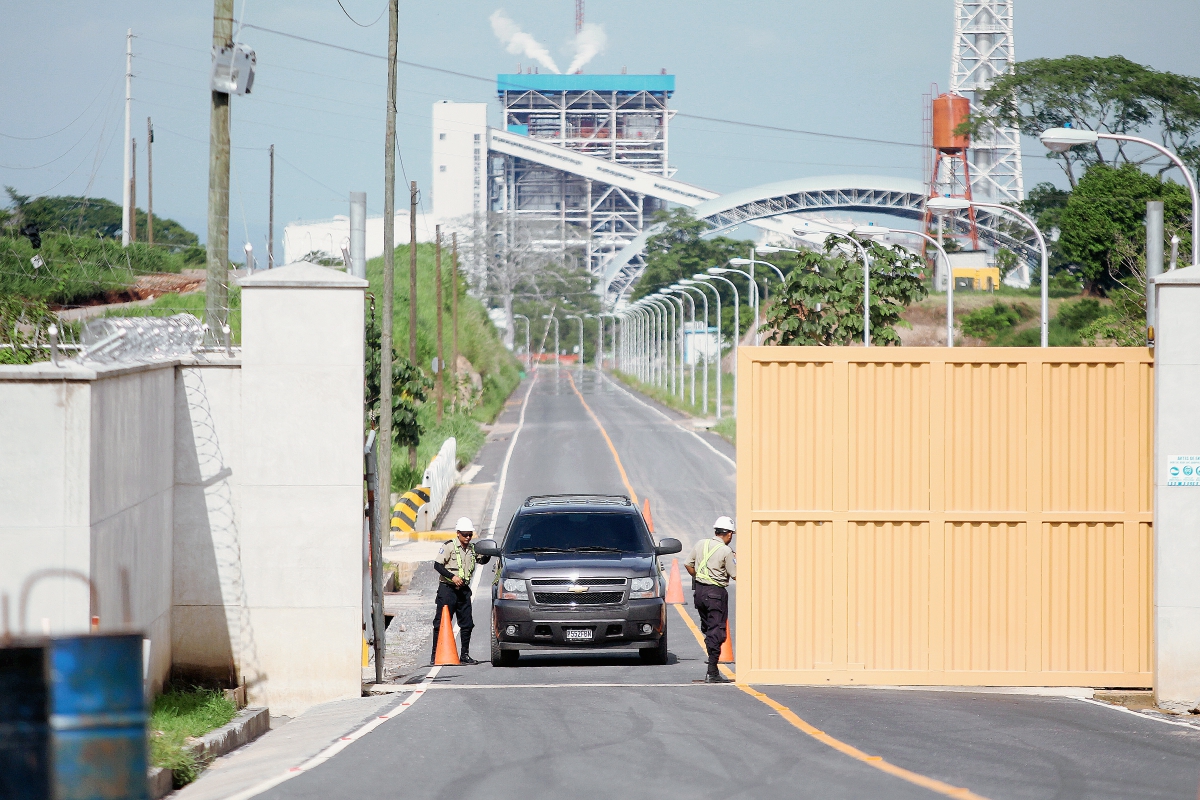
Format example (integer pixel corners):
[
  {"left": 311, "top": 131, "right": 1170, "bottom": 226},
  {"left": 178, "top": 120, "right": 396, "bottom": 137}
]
[
  {"left": 430, "top": 517, "right": 491, "bottom": 665},
  {"left": 684, "top": 515, "right": 737, "bottom": 683}
]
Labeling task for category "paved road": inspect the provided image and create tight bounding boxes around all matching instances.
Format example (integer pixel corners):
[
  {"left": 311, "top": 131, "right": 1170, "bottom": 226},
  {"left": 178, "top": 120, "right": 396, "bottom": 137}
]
[{"left": 260, "top": 367, "right": 1200, "bottom": 800}]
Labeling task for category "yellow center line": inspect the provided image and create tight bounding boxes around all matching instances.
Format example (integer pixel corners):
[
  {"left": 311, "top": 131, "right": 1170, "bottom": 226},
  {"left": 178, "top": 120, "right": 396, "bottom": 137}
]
[
  {"left": 565, "top": 371, "right": 639, "bottom": 504},
  {"left": 573, "top": 370, "right": 990, "bottom": 800}
]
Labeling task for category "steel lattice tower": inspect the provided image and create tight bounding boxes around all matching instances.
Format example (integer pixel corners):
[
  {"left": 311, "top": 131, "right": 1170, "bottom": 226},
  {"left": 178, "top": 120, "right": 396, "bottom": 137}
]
[{"left": 950, "top": 0, "right": 1024, "bottom": 203}]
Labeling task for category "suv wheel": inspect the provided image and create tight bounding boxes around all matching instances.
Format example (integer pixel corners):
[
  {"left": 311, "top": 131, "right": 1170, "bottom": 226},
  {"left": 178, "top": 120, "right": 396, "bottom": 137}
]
[
  {"left": 639, "top": 627, "right": 668, "bottom": 665},
  {"left": 490, "top": 619, "right": 519, "bottom": 667}
]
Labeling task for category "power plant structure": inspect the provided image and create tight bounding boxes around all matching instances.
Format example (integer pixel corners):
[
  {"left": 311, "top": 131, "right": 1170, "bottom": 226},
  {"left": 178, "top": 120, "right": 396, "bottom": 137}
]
[{"left": 950, "top": 0, "right": 1024, "bottom": 204}]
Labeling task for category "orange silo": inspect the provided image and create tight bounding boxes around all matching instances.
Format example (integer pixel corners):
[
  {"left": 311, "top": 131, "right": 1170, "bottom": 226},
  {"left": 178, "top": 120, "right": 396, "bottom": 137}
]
[{"left": 931, "top": 93, "right": 971, "bottom": 151}]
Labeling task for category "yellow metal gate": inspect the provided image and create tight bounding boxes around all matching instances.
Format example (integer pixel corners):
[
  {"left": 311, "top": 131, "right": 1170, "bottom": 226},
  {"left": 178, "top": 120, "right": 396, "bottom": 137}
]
[{"left": 736, "top": 347, "right": 1153, "bottom": 687}]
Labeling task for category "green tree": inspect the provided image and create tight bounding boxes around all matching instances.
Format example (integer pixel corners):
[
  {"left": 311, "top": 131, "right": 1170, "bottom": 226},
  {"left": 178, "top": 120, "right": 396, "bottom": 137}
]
[
  {"left": 365, "top": 307, "right": 430, "bottom": 452},
  {"left": 966, "top": 55, "right": 1200, "bottom": 185},
  {"left": 4, "top": 188, "right": 201, "bottom": 253},
  {"left": 1057, "top": 163, "right": 1191, "bottom": 291},
  {"left": 634, "top": 208, "right": 750, "bottom": 301},
  {"left": 763, "top": 236, "right": 927, "bottom": 346}
]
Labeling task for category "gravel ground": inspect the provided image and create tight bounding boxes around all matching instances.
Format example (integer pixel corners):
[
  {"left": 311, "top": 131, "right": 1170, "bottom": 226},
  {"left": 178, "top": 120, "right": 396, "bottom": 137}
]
[{"left": 380, "top": 563, "right": 440, "bottom": 683}]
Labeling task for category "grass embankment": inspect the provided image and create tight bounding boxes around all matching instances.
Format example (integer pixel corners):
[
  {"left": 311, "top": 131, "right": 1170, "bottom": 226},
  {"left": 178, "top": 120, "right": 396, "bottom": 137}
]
[
  {"left": 100, "top": 286, "right": 242, "bottom": 342},
  {"left": 0, "top": 232, "right": 202, "bottom": 306},
  {"left": 366, "top": 244, "right": 520, "bottom": 492},
  {"left": 148, "top": 687, "right": 237, "bottom": 787},
  {"left": 611, "top": 369, "right": 736, "bottom": 446}
]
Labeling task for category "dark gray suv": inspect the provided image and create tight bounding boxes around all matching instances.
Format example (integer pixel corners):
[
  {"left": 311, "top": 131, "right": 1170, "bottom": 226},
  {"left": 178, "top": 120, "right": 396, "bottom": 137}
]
[{"left": 475, "top": 495, "right": 682, "bottom": 667}]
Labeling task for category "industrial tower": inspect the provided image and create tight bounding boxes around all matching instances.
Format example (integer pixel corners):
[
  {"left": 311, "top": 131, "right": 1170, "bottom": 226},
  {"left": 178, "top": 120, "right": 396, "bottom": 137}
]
[{"left": 950, "top": 0, "right": 1024, "bottom": 203}]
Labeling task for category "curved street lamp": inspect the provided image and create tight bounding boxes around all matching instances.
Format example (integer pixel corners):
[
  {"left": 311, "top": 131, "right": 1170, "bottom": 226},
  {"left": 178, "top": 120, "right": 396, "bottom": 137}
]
[
  {"left": 565, "top": 314, "right": 584, "bottom": 369},
  {"left": 686, "top": 277, "right": 722, "bottom": 419},
  {"left": 698, "top": 272, "right": 740, "bottom": 417},
  {"left": 541, "top": 314, "right": 560, "bottom": 367},
  {"left": 664, "top": 287, "right": 697, "bottom": 406},
  {"left": 926, "top": 194, "right": 1050, "bottom": 347},
  {"left": 1040, "top": 127, "right": 1199, "bottom": 269},
  {"left": 673, "top": 282, "right": 708, "bottom": 414},
  {"left": 513, "top": 313, "right": 531, "bottom": 371},
  {"left": 655, "top": 291, "right": 686, "bottom": 398}
]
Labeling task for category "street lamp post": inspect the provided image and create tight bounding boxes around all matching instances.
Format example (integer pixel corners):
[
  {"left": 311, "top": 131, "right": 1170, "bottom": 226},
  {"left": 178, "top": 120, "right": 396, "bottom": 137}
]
[
  {"left": 647, "top": 296, "right": 675, "bottom": 395},
  {"left": 513, "top": 313, "right": 531, "bottom": 371},
  {"left": 698, "top": 273, "right": 740, "bottom": 417},
  {"left": 565, "top": 314, "right": 584, "bottom": 371},
  {"left": 675, "top": 282, "right": 708, "bottom": 415},
  {"left": 800, "top": 231, "right": 874, "bottom": 346},
  {"left": 689, "top": 277, "right": 722, "bottom": 420},
  {"left": 665, "top": 287, "right": 697, "bottom": 406},
  {"left": 926, "top": 195, "right": 1050, "bottom": 347},
  {"left": 1041, "top": 127, "right": 1199, "bottom": 269},
  {"left": 643, "top": 299, "right": 664, "bottom": 388},
  {"left": 711, "top": 266, "right": 760, "bottom": 345},
  {"left": 656, "top": 292, "right": 686, "bottom": 398},
  {"left": 541, "top": 315, "right": 560, "bottom": 367}
]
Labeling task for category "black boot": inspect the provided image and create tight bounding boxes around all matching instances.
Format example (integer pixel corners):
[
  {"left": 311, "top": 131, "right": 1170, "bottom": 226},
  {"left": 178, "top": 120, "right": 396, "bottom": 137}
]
[
  {"left": 459, "top": 629, "right": 479, "bottom": 665},
  {"left": 705, "top": 670, "right": 733, "bottom": 684}
]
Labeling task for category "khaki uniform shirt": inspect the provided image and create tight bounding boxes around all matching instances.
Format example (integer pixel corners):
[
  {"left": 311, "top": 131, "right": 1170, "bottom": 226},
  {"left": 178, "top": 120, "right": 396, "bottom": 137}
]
[
  {"left": 437, "top": 540, "right": 479, "bottom": 585},
  {"left": 685, "top": 535, "right": 736, "bottom": 587}
]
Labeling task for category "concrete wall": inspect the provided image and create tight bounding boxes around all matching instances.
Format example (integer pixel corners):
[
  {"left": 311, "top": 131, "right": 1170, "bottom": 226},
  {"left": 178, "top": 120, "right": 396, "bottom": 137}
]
[
  {"left": 237, "top": 262, "right": 367, "bottom": 716},
  {"left": 0, "top": 361, "right": 179, "bottom": 694},
  {"left": 1154, "top": 266, "right": 1200, "bottom": 705}
]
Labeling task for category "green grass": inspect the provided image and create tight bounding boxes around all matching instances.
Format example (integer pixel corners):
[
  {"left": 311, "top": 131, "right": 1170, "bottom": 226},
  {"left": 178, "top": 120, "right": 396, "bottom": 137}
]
[
  {"left": 711, "top": 416, "right": 736, "bottom": 445},
  {"left": 612, "top": 367, "right": 734, "bottom": 419},
  {"left": 148, "top": 688, "right": 237, "bottom": 786},
  {"left": 389, "top": 407, "right": 490, "bottom": 494},
  {"left": 0, "top": 231, "right": 202, "bottom": 306},
  {"left": 365, "top": 244, "right": 520, "bottom": 425}
]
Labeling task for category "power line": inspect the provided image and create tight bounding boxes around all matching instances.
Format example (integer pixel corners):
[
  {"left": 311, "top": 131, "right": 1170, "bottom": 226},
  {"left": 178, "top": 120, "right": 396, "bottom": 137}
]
[
  {"left": 336, "top": 0, "right": 387, "bottom": 27},
  {"left": 673, "top": 113, "right": 924, "bottom": 150},
  {"left": 276, "top": 153, "right": 345, "bottom": 201},
  {"left": 0, "top": 69, "right": 121, "bottom": 141}
]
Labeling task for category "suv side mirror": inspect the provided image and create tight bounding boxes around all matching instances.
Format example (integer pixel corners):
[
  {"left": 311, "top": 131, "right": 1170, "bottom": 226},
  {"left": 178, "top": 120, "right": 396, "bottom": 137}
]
[
  {"left": 654, "top": 538, "right": 682, "bottom": 556},
  {"left": 475, "top": 538, "right": 501, "bottom": 557}
]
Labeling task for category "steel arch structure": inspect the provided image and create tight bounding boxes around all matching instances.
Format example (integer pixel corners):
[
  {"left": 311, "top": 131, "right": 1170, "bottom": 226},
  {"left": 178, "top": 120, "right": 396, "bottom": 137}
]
[{"left": 602, "top": 175, "right": 1039, "bottom": 300}]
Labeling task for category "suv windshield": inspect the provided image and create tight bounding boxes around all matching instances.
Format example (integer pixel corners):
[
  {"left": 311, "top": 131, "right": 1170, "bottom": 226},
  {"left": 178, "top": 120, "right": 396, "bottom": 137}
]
[{"left": 505, "top": 512, "right": 652, "bottom": 555}]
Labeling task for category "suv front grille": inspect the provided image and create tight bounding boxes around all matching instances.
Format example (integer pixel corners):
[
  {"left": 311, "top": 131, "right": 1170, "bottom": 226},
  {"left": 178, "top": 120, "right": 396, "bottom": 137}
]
[
  {"left": 534, "top": 591, "right": 624, "bottom": 605},
  {"left": 530, "top": 578, "right": 625, "bottom": 586}
]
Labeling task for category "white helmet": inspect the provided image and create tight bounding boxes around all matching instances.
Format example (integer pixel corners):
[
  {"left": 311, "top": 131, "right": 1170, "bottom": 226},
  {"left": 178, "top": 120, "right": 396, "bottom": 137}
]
[
  {"left": 714, "top": 515, "right": 735, "bottom": 533},
  {"left": 456, "top": 517, "right": 475, "bottom": 533}
]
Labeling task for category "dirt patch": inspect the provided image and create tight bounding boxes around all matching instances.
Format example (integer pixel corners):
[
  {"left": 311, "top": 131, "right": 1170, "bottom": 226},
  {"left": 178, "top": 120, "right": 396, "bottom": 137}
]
[{"left": 49, "top": 270, "right": 206, "bottom": 310}]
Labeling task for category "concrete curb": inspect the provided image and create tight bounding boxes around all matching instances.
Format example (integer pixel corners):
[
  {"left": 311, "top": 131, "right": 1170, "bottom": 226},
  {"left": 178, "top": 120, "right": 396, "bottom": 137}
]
[{"left": 148, "top": 707, "right": 271, "bottom": 799}]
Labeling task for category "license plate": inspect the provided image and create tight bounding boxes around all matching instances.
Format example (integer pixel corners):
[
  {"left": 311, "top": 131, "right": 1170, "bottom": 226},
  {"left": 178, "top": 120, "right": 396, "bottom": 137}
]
[{"left": 564, "top": 628, "right": 593, "bottom": 641}]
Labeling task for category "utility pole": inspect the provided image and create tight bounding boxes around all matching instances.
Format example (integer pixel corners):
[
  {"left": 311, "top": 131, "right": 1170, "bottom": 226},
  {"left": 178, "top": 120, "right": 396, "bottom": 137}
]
[
  {"left": 122, "top": 29, "right": 132, "bottom": 247},
  {"left": 374, "top": 0, "right": 399, "bottom": 686},
  {"left": 268, "top": 144, "right": 275, "bottom": 268},
  {"left": 146, "top": 118, "right": 154, "bottom": 245},
  {"left": 206, "top": 0, "right": 234, "bottom": 344},
  {"left": 451, "top": 232, "right": 459, "bottom": 412},
  {"left": 129, "top": 138, "right": 137, "bottom": 242},
  {"left": 435, "top": 225, "right": 444, "bottom": 423},
  {"left": 407, "top": 179, "right": 418, "bottom": 468}
]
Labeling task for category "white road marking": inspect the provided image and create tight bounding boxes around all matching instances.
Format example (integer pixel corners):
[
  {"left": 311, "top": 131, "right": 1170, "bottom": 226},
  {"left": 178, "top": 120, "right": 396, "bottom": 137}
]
[
  {"left": 421, "top": 682, "right": 735, "bottom": 690},
  {"left": 1074, "top": 697, "right": 1200, "bottom": 730},
  {"left": 602, "top": 374, "right": 736, "bottom": 470},
  {"left": 484, "top": 369, "right": 540, "bottom": 542},
  {"left": 222, "top": 667, "right": 442, "bottom": 800}
]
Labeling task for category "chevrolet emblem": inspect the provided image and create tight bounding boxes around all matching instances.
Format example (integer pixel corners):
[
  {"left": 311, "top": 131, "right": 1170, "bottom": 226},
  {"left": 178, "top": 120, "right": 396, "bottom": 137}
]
[{"left": 568, "top": 585, "right": 588, "bottom": 593}]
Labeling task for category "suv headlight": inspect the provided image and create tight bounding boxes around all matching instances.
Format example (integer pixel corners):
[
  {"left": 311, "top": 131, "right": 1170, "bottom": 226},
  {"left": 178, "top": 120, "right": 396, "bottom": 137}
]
[
  {"left": 629, "top": 577, "right": 657, "bottom": 599},
  {"left": 500, "top": 578, "right": 528, "bottom": 600}
]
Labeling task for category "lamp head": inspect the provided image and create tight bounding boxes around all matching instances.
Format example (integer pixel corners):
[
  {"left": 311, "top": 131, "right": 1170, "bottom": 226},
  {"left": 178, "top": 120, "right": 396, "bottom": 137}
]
[
  {"left": 706, "top": 267, "right": 726, "bottom": 275},
  {"left": 728, "top": 257, "right": 752, "bottom": 266},
  {"left": 925, "top": 195, "right": 971, "bottom": 215},
  {"left": 853, "top": 225, "right": 891, "bottom": 238},
  {"left": 1039, "top": 127, "right": 1098, "bottom": 153},
  {"left": 692, "top": 274, "right": 712, "bottom": 281},
  {"left": 678, "top": 278, "right": 696, "bottom": 285},
  {"left": 756, "top": 245, "right": 780, "bottom": 254}
]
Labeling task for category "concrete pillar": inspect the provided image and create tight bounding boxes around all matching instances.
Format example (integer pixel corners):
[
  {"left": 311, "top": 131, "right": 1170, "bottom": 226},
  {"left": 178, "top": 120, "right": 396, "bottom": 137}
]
[
  {"left": 237, "top": 262, "right": 367, "bottom": 716},
  {"left": 1146, "top": 201, "right": 1164, "bottom": 339},
  {"left": 349, "top": 192, "right": 367, "bottom": 279},
  {"left": 1153, "top": 264, "right": 1200, "bottom": 706}
]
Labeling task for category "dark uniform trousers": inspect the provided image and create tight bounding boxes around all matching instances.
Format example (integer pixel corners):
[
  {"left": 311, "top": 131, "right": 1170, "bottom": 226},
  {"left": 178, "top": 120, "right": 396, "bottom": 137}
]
[
  {"left": 693, "top": 582, "right": 728, "bottom": 670},
  {"left": 431, "top": 582, "right": 474, "bottom": 659}
]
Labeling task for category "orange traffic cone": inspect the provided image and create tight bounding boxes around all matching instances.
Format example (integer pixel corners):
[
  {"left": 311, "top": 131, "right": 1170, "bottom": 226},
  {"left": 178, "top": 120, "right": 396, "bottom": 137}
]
[
  {"left": 664, "top": 558, "right": 685, "bottom": 604},
  {"left": 642, "top": 497, "right": 654, "bottom": 533},
  {"left": 719, "top": 619, "right": 734, "bottom": 663},
  {"left": 434, "top": 606, "right": 460, "bottom": 666}
]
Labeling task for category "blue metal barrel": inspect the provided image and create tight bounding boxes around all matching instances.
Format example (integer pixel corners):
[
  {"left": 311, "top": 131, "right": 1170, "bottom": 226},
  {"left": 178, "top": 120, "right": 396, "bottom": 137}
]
[
  {"left": 50, "top": 634, "right": 147, "bottom": 800},
  {"left": 0, "top": 641, "right": 51, "bottom": 800}
]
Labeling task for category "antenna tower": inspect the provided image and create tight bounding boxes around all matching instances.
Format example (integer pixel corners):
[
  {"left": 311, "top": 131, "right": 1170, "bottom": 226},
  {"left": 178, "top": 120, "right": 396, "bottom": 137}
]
[
  {"left": 575, "top": 0, "right": 584, "bottom": 33},
  {"left": 950, "top": 0, "right": 1023, "bottom": 203}
]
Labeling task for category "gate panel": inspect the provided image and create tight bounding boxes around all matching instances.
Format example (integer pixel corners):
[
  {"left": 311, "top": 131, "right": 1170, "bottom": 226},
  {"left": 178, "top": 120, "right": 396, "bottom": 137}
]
[{"left": 737, "top": 348, "right": 1153, "bottom": 687}]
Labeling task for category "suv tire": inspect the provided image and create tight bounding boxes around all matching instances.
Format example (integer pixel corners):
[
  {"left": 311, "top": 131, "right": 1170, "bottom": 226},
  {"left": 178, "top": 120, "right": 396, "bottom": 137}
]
[
  {"left": 490, "top": 621, "right": 519, "bottom": 667},
  {"left": 640, "top": 627, "right": 668, "bottom": 665}
]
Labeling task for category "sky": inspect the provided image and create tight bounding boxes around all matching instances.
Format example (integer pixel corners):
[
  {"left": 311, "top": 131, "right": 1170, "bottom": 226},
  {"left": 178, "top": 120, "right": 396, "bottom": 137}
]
[{"left": 4, "top": 0, "right": 1199, "bottom": 259}]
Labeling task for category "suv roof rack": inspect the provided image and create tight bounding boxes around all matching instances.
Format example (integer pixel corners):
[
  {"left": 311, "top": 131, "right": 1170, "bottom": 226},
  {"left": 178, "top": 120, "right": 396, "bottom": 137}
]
[{"left": 522, "top": 494, "right": 632, "bottom": 508}]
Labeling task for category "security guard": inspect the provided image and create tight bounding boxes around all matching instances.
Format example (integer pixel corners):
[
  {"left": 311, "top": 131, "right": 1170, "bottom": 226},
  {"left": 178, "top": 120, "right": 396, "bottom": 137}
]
[
  {"left": 431, "top": 517, "right": 491, "bottom": 666},
  {"left": 684, "top": 515, "right": 736, "bottom": 683}
]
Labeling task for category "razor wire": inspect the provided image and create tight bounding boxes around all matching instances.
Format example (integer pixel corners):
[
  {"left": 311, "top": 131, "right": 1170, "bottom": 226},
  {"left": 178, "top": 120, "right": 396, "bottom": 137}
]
[{"left": 78, "top": 313, "right": 206, "bottom": 364}]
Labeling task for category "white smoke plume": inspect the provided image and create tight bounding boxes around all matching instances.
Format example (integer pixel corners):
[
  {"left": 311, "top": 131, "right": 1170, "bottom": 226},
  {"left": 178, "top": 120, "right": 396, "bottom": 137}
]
[
  {"left": 566, "top": 22, "right": 607, "bottom": 74},
  {"left": 490, "top": 9, "right": 560, "bottom": 74}
]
